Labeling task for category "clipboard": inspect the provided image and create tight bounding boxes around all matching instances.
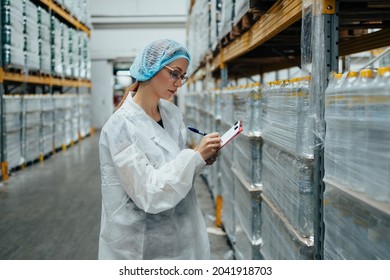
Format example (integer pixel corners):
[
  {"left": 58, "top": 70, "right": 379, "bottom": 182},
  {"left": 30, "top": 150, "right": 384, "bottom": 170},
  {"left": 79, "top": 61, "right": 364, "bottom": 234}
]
[{"left": 220, "top": 120, "right": 243, "bottom": 149}]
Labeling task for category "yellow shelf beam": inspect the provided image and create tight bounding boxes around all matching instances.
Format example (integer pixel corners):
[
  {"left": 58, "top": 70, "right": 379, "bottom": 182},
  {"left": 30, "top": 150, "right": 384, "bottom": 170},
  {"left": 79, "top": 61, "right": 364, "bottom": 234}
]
[
  {"left": 0, "top": 68, "right": 92, "bottom": 88},
  {"left": 212, "top": 0, "right": 302, "bottom": 70},
  {"left": 39, "top": 0, "right": 91, "bottom": 36}
]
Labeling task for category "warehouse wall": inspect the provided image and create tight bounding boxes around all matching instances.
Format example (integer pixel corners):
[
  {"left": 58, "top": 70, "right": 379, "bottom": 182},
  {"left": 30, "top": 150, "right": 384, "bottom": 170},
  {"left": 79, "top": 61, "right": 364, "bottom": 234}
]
[
  {"left": 91, "top": 60, "right": 114, "bottom": 129},
  {"left": 89, "top": 0, "right": 189, "bottom": 128}
]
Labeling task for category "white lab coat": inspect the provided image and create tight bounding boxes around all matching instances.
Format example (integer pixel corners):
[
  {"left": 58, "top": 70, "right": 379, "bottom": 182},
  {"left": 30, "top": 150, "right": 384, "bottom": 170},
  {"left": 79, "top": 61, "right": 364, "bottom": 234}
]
[{"left": 98, "top": 95, "right": 210, "bottom": 259}]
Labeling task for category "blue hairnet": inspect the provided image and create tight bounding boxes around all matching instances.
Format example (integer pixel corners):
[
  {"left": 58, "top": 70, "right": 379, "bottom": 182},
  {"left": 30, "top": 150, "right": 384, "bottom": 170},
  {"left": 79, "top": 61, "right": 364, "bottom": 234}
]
[{"left": 130, "top": 39, "right": 191, "bottom": 82}]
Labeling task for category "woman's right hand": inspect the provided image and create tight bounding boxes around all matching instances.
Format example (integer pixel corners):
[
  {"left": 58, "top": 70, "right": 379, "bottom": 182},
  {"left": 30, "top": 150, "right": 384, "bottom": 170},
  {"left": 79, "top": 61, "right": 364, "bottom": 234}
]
[{"left": 194, "top": 132, "right": 221, "bottom": 164}]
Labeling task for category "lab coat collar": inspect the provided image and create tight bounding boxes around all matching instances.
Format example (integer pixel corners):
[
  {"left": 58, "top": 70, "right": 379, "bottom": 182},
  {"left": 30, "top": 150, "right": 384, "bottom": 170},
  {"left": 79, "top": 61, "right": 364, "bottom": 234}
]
[{"left": 123, "top": 96, "right": 181, "bottom": 156}]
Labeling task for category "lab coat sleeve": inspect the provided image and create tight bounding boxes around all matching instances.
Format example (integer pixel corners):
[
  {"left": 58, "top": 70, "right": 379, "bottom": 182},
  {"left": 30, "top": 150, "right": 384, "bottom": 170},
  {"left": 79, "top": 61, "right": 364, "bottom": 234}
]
[{"left": 106, "top": 132, "right": 206, "bottom": 214}]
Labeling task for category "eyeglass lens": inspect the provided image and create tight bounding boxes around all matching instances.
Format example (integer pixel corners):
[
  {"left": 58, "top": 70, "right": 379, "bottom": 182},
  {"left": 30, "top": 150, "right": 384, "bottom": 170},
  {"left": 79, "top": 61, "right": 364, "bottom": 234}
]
[
  {"left": 165, "top": 66, "right": 188, "bottom": 84},
  {"left": 174, "top": 71, "right": 187, "bottom": 84}
]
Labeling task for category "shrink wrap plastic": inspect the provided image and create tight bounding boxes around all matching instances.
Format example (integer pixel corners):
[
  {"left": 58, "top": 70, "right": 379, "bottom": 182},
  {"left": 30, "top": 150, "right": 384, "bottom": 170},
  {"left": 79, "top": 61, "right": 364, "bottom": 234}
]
[
  {"left": 261, "top": 196, "right": 314, "bottom": 260},
  {"left": 324, "top": 68, "right": 390, "bottom": 203},
  {"left": 233, "top": 167, "right": 262, "bottom": 260},
  {"left": 324, "top": 182, "right": 390, "bottom": 259},
  {"left": 262, "top": 77, "right": 313, "bottom": 158},
  {"left": 262, "top": 143, "right": 314, "bottom": 238},
  {"left": 2, "top": 95, "right": 22, "bottom": 169},
  {"left": 1, "top": 0, "right": 24, "bottom": 68}
]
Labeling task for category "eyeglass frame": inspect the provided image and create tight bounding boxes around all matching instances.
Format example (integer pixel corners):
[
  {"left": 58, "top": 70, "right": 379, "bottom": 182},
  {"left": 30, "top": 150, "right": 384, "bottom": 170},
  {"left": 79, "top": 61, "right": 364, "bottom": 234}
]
[{"left": 163, "top": 65, "right": 188, "bottom": 85}]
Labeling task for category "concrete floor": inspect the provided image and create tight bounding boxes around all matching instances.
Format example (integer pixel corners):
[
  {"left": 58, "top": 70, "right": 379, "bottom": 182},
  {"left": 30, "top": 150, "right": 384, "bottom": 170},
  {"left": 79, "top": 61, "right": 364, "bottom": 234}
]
[{"left": 0, "top": 131, "right": 233, "bottom": 260}]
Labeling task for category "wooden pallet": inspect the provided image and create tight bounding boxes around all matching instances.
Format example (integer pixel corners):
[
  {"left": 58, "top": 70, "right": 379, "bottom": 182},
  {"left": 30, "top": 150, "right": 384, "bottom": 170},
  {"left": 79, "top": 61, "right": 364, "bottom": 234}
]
[
  {"left": 2, "top": 65, "right": 25, "bottom": 75},
  {"left": 28, "top": 69, "right": 52, "bottom": 78}
]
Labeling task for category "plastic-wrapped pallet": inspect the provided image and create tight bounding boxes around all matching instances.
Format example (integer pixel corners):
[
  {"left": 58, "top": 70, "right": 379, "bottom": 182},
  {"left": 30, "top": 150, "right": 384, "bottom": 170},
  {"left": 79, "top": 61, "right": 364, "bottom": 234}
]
[
  {"left": 68, "top": 28, "right": 77, "bottom": 78},
  {"left": 86, "top": 42, "right": 91, "bottom": 80},
  {"left": 233, "top": 85, "right": 252, "bottom": 130},
  {"left": 261, "top": 196, "right": 314, "bottom": 260},
  {"left": 262, "top": 142, "right": 314, "bottom": 238},
  {"left": 78, "top": 0, "right": 90, "bottom": 27},
  {"left": 213, "top": 88, "right": 221, "bottom": 120},
  {"left": 324, "top": 68, "right": 390, "bottom": 203},
  {"left": 22, "top": 95, "right": 40, "bottom": 126},
  {"left": 232, "top": 83, "right": 262, "bottom": 187},
  {"left": 80, "top": 32, "right": 91, "bottom": 79},
  {"left": 209, "top": 0, "right": 222, "bottom": 51},
  {"left": 63, "top": 95, "right": 74, "bottom": 146},
  {"left": 232, "top": 133, "right": 262, "bottom": 188},
  {"left": 40, "top": 95, "right": 54, "bottom": 156},
  {"left": 206, "top": 90, "right": 216, "bottom": 132},
  {"left": 184, "top": 92, "right": 198, "bottom": 147},
  {"left": 262, "top": 77, "right": 313, "bottom": 158},
  {"left": 74, "top": 30, "right": 84, "bottom": 79},
  {"left": 70, "top": 94, "right": 79, "bottom": 142},
  {"left": 324, "top": 71, "right": 358, "bottom": 190},
  {"left": 3, "top": 95, "right": 23, "bottom": 169},
  {"left": 219, "top": 114, "right": 236, "bottom": 244},
  {"left": 64, "top": 0, "right": 90, "bottom": 25},
  {"left": 249, "top": 83, "right": 262, "bottom": 137},
  {"left": 198, "top": 92, "right": 212, "bottom": 137},
  {"left": 186, "top": 0, "right": 210, "bottom": 74},
  {"left": 208, "top": 153, "right": 221, "bottom": 200},
  {"left": 220, "top": 153, "right": 235, "bottom": 244},
  {"left": 219, "top": 0, "right": 234, "bottom": 39},
  {"left": 78, "top": 93, "right": 91, "bottom": 138},
  {"left": 22, "top": 95, "right": 41, "bottom": 162},
  {"left": 23, "top": 126, "right": 40, "bottom": 162},
  {"left": 233, "top": 0, "right": 265, "bottom": 25},
  {"left": 220, "top": 87, "right": 234, "bottom": 126},
  {"left": 323, "top": 182, "right": 390, "bottom": 259},
  {"left": 51, "top": 16, "right": 63, "bottom": 76},
  {"left": 24, "top": 0, "right": 39, "bottom": 71},
  {"left": 198, "top": 91, "right": 216, "bottom": 186},
  {"left": 1, "top": 0, "right": 25, "bottom": 68},
  {"left": 218, "top": 119, "right": 235, "bottom": 209},
  {"left": 234, "top": 0, "right": 249, "bottom": 25},
  {"left": 210, "top": 88, "right": 221, "bottom": 195},
  {"left": 53, "top": 94, "right": 73, "bottom": 148},
  {"left": 53, "top": 95, "right": 65, "bottom": 149},
  {"left": 232, "top": 167, "right": 262, "bottom": 260},
  {"left": 38, "top": 6, "right": 51, "bottom": 74},
  {"left": 62, "top": 23, "right": 71, "bottom": 77}
]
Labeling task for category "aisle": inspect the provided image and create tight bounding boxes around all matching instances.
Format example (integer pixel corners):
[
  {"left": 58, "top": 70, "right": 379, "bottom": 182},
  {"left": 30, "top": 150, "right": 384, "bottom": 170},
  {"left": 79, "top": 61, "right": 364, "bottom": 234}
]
[
  {"left": 0, "top": 133, "right": 101, "bottom": 259},
  {"left": 0, "top": 131, "right": 233, "bottom": 260}
]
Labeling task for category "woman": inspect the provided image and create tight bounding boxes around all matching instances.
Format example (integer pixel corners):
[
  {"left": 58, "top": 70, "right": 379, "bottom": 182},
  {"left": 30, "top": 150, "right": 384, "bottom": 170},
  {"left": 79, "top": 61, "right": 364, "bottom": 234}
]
[{"left": 98, "top": 39, "right": 221, "bottom": 259}]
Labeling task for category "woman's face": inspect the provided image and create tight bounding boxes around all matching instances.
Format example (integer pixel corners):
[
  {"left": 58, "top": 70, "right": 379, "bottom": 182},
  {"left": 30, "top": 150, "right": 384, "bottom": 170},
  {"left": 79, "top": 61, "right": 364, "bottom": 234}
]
[{"left": 149, "top": 58, "right": 189, "bottom": 100}]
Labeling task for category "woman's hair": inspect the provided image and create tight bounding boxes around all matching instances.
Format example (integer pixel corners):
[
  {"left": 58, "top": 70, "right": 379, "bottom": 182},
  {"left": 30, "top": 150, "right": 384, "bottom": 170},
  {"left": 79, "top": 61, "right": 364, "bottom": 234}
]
[{"left": 116, "top": 81, "right": 139, "bottom": 109}]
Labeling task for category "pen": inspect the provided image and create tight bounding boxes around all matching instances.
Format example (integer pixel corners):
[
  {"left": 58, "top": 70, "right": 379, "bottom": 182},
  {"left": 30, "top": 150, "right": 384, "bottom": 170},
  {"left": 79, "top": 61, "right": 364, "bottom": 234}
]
[{"left": 187, "top": 126, "right": 207, "bottom": 136}]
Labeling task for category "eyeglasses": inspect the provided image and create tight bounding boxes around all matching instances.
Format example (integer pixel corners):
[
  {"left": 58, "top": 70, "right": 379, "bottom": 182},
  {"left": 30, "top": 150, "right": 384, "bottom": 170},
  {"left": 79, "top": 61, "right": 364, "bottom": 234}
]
[{"left": 164, "top": 65, "right": 188, "bottom": 85}]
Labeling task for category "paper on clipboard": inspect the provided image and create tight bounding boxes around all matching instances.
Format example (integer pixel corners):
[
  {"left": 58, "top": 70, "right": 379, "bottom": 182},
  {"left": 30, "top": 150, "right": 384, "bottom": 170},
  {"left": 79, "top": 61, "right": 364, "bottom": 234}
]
[{"left": 220, "top": 120, "right": 243, "bottom": 149}]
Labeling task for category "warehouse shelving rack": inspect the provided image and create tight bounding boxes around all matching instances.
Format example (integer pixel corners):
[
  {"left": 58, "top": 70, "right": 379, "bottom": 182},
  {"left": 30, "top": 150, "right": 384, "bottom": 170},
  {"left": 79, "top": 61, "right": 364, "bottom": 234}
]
[
  {"left": 188, "top": 0, "right": 390, "bottom": 260},
  {"left": 0, "top": 0, "right": 92, "bottom": 181}
]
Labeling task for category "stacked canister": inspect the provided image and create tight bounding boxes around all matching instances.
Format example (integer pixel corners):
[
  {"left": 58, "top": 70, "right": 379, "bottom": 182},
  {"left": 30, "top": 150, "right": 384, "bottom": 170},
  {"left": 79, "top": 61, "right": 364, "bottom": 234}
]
[
  {"left": 323, "top": 67, "right": 390, "bottom": 259},
  {"left": 230, "top": 83, "right": 262, "bottom": 260},
  {"left": 260, "top": 76, "right": 315, "bottom": 259},
  {"left": 1, "top": 95, "right": 23, "bottom": 169},
  {"left": 1, "top": 0, "right": 25, "bottom": 68}
]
